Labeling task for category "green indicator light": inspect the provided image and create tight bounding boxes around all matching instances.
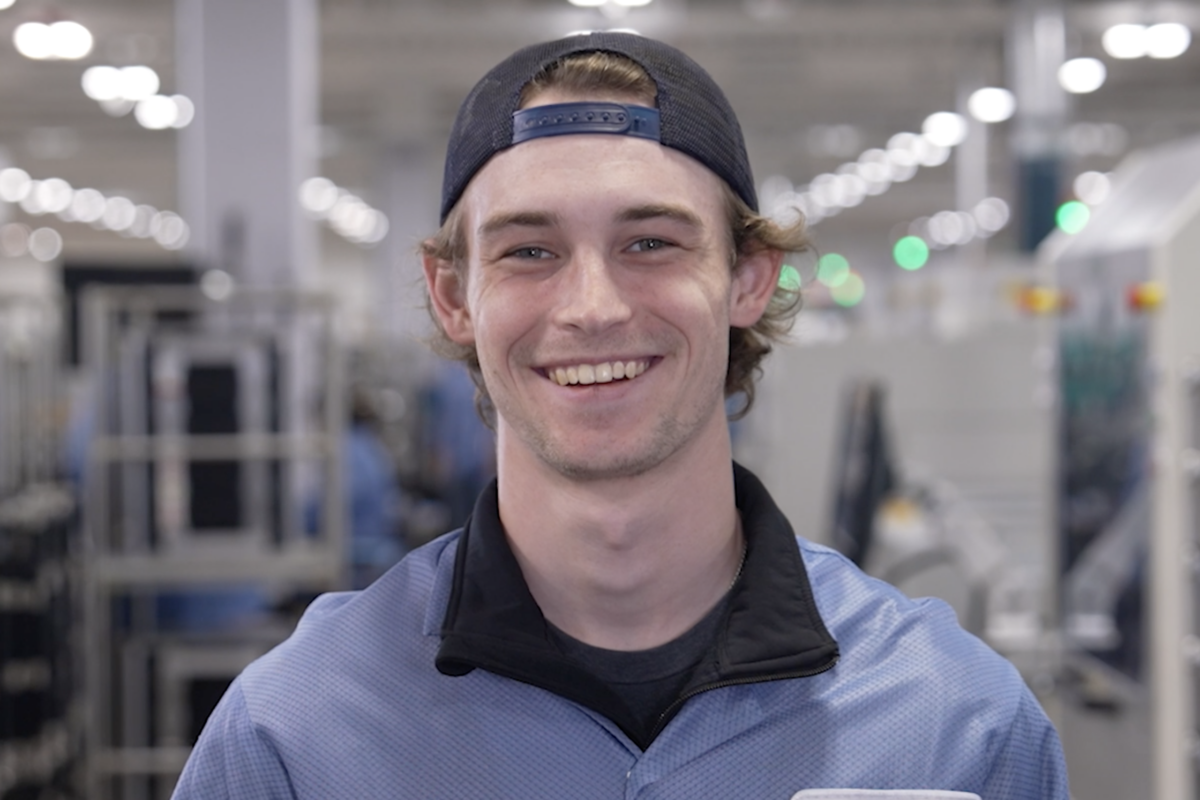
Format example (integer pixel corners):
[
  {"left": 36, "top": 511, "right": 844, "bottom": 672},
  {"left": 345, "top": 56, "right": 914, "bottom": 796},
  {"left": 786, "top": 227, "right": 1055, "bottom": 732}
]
[
  {"left": 817, "top": 253, "right": 850, "bottom": 287},
  {"left": 778, "top": 264, "right": 802, "bottom": 292},
  {"left": 1056, "top": 201, "right": 1090, "bottom": 235},
  {"left": 831, "top": 272, "right": 866, "bottom": 307},
  {"left": 893, "top": 236, "right": 929, "bottom": 271}
]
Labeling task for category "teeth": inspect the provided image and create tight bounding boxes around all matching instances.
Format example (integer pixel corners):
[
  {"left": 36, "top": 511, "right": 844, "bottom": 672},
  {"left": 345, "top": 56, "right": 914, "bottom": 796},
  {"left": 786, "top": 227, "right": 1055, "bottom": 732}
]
[{"left": 548, "top": 360, "right": 649, "bottom": 386}]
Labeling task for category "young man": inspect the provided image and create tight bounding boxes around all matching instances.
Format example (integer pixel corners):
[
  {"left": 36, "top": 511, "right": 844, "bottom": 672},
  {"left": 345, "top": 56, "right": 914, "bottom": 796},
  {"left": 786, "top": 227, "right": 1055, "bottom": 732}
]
[{"left": 173, "top": 33, "right": 1069, "bottom": 799}]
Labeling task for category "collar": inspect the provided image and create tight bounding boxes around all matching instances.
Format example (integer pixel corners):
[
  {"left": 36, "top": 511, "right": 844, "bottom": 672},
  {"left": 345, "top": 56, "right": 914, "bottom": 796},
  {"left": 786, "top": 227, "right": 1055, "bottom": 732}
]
[{"left": 435, "top": 462, "right": 839, "bottom": 747}]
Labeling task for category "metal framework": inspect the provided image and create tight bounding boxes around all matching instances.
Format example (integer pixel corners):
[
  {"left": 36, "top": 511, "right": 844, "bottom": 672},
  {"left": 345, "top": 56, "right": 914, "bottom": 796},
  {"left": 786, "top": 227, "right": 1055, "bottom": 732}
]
[{"left": 78, "top": 285, "right": 345, "bottom": 800}]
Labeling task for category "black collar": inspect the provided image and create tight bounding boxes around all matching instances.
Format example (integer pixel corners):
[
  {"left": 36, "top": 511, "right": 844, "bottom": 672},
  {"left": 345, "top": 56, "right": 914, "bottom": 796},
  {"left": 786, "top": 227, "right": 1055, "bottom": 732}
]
[{"left": 436, "top": 462, "right": 839, "bottom": 748}]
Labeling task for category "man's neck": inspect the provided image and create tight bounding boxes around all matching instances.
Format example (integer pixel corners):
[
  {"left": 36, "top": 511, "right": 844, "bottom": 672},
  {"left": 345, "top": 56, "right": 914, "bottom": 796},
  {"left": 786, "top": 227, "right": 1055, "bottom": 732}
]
[{"left": 495, "top": 417, "right": 744, "bottom": 652}]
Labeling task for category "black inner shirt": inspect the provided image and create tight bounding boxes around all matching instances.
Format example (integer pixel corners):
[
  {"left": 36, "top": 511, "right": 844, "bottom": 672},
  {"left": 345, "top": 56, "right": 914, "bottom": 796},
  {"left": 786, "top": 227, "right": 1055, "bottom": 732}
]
[{"left": 547, "top": 593, "right": 732, "bottom": 742}]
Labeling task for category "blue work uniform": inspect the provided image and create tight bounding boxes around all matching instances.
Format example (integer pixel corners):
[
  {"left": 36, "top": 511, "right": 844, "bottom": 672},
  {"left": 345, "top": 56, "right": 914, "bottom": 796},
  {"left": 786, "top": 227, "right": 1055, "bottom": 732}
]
[{"left": 172, "top": 464, "right": 1068, "bottom": 799}]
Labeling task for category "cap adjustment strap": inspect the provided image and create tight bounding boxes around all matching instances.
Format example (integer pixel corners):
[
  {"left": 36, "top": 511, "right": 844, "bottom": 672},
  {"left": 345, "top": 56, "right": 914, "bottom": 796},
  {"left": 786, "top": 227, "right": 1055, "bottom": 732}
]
[{"left": 511, "top": 102, "right": 661, "bottom": 145}]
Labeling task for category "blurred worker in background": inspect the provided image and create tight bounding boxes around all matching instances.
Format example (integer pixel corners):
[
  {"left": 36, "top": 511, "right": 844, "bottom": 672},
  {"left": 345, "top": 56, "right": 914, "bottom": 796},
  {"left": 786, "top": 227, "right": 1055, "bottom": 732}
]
[
  {"left": 305, "top": 389, "right": 405, "bottom": 588},
  {"left": 173, "top": 32, "right": 1069, "bottom": 798}
]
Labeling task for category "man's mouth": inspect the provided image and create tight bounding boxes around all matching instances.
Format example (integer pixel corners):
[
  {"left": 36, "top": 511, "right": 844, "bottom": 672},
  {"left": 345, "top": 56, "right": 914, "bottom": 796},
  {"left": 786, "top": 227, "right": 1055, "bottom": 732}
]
[{"left": 543, "top": 359, "right": 651, "bottom": 386}]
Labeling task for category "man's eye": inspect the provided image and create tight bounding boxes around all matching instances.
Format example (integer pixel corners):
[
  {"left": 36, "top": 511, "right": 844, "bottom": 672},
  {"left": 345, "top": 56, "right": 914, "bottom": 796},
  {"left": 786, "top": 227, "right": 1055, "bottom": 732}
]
[
  {"left": 508, "top": 247, "right": 553, "bottom": 259},
  {"left": 629, "top": 238, "right": 671, "bottom": 252}
]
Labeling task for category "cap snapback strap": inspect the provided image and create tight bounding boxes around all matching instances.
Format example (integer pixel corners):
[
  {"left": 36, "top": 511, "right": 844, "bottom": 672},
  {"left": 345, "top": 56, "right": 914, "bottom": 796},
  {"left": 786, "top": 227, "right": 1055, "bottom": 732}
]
[{"left": 512, "top": 102, "right": 661, "bottom": 145}]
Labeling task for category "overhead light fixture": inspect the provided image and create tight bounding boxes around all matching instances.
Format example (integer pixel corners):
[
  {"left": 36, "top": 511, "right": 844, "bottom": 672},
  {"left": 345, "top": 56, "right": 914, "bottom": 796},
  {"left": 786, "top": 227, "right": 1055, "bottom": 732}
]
[
  {"left": 13, "top": 19, "right": 93, "bottom": 60},
  {"left": 567, "top": 0, "right": 652, "bottom": 6},
  {"left": 134, "top": 95, "right": 194, "bottom": 130},
  {"left": 967, "top": 87, "right": 1016, "bottom": 123},
  {"left": 0, "top": 167, "right": 190, "bottom": 250},
  {"left": 81, "top": 66, "right": 193, "bottom": 129},
  {"left": 1058, "top": 58, "right": 1106, "bottom": 94},
  {"left": 1146, "top": 22, "right": 1191, "bottom": 59},
  {"left": 1073, "top": 171, "right": 1112, "bottom": 206},
  {"left": 922, "top": 112, "right": 968, "bottom": 147},
  {"left": 81, "top": 65, "right": 160, "bottom": 102},
  {"left": 298, "top": 177, "right": 389, "bottom": 246},
  {"left": 1102, "top": 23, "right": 1148, "bottom": 59},
  {"left": 1103, "top": 22, "right": 1191, "bottom": 60}
]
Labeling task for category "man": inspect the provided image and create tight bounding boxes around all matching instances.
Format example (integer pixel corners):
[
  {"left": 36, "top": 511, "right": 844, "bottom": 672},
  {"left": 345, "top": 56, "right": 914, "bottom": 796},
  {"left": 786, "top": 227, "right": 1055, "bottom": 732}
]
[{"left": 173, "top": 32, "right": 1069, "bottom": 799}]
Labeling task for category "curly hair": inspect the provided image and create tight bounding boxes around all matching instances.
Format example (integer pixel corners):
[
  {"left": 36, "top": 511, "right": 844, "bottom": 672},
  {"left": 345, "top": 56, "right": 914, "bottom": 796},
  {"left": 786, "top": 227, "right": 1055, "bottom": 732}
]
[{"left": 422, "top": 51, "right": 809, "bottom": 426}]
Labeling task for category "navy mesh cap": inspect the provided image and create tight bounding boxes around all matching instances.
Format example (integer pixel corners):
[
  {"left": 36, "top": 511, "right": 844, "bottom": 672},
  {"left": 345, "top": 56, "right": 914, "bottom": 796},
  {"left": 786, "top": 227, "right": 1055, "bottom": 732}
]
[{"left": 439, "top": 32, "right": 758, "bottom": 223}]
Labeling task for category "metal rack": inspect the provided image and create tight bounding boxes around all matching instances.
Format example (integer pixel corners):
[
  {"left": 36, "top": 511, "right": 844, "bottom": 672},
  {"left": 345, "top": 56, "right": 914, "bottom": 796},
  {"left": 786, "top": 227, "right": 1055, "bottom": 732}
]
[
  {"left": 1, "top": 292, "right": 78, "bottom": 800},
  {"left": 79, "top": 285, "right": 345, "bottom": 800},
  {"left": 1045, "top": 134, "right": 1200, "bottom": 799},
  {"left": 0, "top": 294, "right": 60, "bottom": 497}
]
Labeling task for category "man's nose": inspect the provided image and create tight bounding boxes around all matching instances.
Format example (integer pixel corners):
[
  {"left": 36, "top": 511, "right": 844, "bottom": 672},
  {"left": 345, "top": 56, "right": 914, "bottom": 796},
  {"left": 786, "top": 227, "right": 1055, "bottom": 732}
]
[{"left": 551, "top": 251, "right": 634, "bottom": 334}]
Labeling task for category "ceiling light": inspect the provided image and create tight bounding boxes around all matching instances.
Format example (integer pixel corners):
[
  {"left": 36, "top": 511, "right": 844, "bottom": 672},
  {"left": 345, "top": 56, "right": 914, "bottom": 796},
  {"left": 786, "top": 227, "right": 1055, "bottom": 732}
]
[
  {"left": 0, "top": 224, "right": 30, "bottom": 258},
  {"left": 914, "top": 137, "right": 951, "bottom": 167},
  {"left": 1146, "top": 22, "right": 1191, "bottom": 59},
  {"left": 27, "top": 227, "right": 63, "bottom": 262},
  {"left": 1073, "top": 171, "right": 1111, "bottom": 206},
  {"left": 0, "top": 167, "right": 33, "bottom": 203},
  {"left": 972, "top": 198, "right": 1010, "bottom": 232},
  {"left": 18, "top": 182, "right": 45, "bottom": 215},
  {"left": 13, "top": 22, "right": 53, "bottom": 59},
  {"left": 119, "top": 66, "right": 161, "bottom": 101},
  {"left": 48, "top": 21, "right": 92, "bottom": 59},
  {"left": 13, "top": 20, "right": 93, "bottom": 60},
  {"left": 612, "top": 0, "right": 653, "bottom": 6},
  {"left": 151, "top": 212, "right": 190, "bottom": 250},
  {"left": 967, "top": 87, "right": 1016, "bottom": 123},
  {"left": 101, "top": 197, "right": 137, "bottom": 231},
  {"left": 1102, "top": 23, "right": 1148, "bottom": 59},
  {"left": 35, "top": 178, "right": 73, "bottom": 213},
  {"left": 200, "top": 270, "right": 234, "bottom": 301},
  {"left": 170, "top": 95, "right": 195, "bottom": 128},
  {"left": 568, "top": 0, "right": 608, "bottom": 6},
  {"left": 82, "top": 66, "right": 123, "bottom": 101},
  {"left": 922, "top": 112, "right": 968, "bottom": 147},
  {"left": 135, "top": 95, "right": 178, "bottom": 129},
  {"left": 1058, "top": 58, "right": 1106, "bottom": 94},
  {"left": 99, "top": 98, "right": 135, "bottom": 117},
  {"left": 0, "top": 0, "right": 17, "bottom": 10},
  {"left": 69, "top": 188, "right": 106, "bottom": 223},
  {"left": 299, "top": 177, "right": 339, "bottom": 216}
]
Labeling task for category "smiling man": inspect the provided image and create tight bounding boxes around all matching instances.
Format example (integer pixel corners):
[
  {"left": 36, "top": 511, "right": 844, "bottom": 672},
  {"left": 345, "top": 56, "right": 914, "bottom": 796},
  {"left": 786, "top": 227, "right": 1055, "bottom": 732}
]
[{"left": 173, "top": 33, "right": 1069, "bottom": 800}]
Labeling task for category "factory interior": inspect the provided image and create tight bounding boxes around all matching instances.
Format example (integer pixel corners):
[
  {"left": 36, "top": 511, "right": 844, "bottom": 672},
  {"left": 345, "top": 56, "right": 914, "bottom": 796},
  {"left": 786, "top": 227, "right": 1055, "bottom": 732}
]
[{"left": 2, "top": 0, "right": 1200, "bottom": 797}]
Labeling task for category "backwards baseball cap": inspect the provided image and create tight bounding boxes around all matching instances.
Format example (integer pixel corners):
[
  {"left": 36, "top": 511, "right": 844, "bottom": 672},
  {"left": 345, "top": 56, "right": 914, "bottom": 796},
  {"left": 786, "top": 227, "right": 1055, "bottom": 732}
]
[{"left": 439, "top": 31, "right": 758, "bottom": 223}]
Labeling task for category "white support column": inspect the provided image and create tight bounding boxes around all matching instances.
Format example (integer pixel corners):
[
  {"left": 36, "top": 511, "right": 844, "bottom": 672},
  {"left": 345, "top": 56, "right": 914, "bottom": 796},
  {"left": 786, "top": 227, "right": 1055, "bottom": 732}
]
[
  {"left": 955, "top": 76, "right": 988, "bottom": 270},
  {"left": 176, "top": 0, "right": 319, "bottom": 287},
  {"left": 374, "top": 143, "right": 438, "bottom": 342},
  {"left": 1008, "top": 0, "right": 1066, "bottom": 251}
]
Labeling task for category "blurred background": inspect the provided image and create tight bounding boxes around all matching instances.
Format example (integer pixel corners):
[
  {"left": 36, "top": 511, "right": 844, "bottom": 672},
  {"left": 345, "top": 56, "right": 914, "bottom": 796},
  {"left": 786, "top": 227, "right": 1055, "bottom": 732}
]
[{"left": 1, "top": 0, "right": 1199, "bottom": 797}]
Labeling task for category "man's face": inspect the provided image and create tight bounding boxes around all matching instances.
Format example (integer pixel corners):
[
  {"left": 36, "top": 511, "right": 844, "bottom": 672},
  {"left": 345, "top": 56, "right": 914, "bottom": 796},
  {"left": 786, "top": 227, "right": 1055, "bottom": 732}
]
[{"left": 425, "top": 108, "right": 779, "bottom": 482}]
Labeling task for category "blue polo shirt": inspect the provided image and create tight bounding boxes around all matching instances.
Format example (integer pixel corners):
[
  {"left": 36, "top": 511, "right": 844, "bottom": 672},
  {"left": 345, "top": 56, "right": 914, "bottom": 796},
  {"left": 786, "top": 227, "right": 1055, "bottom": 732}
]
[{"left": 173, "top": 467, "right": 1068, "bottom": 799}]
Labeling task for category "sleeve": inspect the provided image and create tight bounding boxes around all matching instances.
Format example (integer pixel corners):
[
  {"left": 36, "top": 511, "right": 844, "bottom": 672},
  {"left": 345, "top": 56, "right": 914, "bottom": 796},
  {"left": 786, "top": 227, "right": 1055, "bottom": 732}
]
[
  {"left": 171, "top": 678, "right": 298, "bottom": 800},
  {"left": 980, "top": 688, "right": 1070, "bottom": 800}
]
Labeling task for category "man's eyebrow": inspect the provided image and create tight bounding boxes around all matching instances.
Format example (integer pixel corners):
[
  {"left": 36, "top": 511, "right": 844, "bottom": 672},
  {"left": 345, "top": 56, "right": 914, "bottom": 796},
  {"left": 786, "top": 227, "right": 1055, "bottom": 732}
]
[
  {"left": 478, "top": 211, "right": 560, "bottom": 239},
  {"left": 615, "top": 204, "right": 704, "bottom": 228}
]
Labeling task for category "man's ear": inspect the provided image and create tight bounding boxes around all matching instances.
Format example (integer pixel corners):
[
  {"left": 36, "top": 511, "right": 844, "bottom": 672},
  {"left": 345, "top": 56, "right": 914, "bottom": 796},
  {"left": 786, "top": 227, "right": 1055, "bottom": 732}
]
[
  {"left": 729, "top": 247, "right": 786, "bottom": 328},
  {"left": 422, "top": 251, "right": 475, "bottom": 345}
]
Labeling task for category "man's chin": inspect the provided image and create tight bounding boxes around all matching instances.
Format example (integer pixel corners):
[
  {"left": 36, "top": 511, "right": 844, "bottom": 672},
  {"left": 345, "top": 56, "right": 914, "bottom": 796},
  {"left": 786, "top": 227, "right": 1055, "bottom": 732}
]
[{"left": 526, "top": 430, "right": 680, "bottom": 483}]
